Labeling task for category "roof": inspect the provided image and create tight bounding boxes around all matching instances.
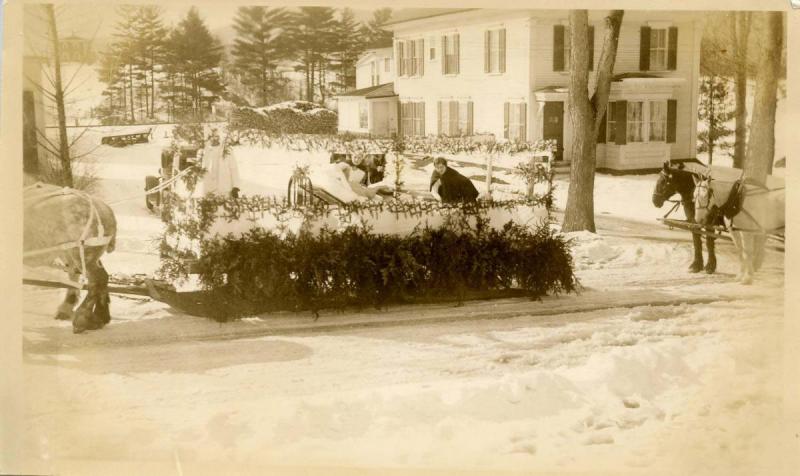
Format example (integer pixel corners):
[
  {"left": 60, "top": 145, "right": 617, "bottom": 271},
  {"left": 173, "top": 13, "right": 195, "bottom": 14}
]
[
  {"left": 384, "top": 9, "right": 477, "bottom": 27},
  {"left": 338, "top": 83, "right": 396, "bottom": 99}
]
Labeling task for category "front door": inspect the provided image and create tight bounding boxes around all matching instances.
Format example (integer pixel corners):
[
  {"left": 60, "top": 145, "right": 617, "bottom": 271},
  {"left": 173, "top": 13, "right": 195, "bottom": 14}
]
[
  {"left": 543, "top": 101, "right": 564, "bottom": 162},
  {"left": 373, "top": 101, "right": 389, "bottom": 136}
]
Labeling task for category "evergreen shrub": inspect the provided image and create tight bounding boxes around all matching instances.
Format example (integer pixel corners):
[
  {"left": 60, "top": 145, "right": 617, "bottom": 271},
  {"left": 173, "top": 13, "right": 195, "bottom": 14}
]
[{"left": 193, "top": 216, "right": 577, "bottom": 320}]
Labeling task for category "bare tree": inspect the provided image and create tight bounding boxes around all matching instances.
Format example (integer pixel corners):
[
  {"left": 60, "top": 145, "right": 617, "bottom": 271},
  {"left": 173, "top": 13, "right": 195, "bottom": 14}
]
[
  {"left": 745, "top": 12, "right": 782, "bottom": 179},
  {"left": 562, "top": 10, "right": 624, "bottom": 233},
  {"left": 730, "top": 12, "right": 752, "bottom": 169},
  {"left": 45, "top": 4, "right": 73, "bottom": 186}
]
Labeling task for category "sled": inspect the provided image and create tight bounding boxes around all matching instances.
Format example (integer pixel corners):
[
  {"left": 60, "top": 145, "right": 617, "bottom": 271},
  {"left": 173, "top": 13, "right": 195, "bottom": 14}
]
[{"left": 101, "top": 127, "right": 153, "bottom": 147}]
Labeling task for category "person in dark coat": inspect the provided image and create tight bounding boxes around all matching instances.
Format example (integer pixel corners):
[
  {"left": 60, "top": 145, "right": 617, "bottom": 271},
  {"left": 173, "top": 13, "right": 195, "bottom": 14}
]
[{"left": 429, "top": 157, "right": 479, "bottom": 203}]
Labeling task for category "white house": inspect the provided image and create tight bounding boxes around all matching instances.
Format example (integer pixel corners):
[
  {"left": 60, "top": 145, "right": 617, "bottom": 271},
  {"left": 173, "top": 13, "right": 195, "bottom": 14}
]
[
  {"left": 355, "top": 47, "right": 395, "bottom": 89},
  {"left": 337, "top": 47, "right": 399, "bottom": 136},
  {"left": 385, "top": 9, "right": 702, "bottom": 171}
]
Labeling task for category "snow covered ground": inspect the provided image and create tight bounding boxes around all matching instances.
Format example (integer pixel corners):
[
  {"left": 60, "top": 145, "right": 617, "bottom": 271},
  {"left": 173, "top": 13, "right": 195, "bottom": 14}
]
[{"left": 17, "top": 125, "right": 789, "bottom": 475}]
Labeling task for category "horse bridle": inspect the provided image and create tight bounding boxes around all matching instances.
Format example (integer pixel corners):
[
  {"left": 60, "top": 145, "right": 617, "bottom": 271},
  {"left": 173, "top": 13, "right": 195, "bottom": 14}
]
[{"left": 693, "top": 177, "right": 714, "bottom": 211}]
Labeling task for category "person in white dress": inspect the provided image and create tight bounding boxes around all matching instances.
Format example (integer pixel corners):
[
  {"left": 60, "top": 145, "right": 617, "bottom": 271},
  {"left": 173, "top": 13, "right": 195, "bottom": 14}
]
[{"left": 199, "top": 131, "right": 241, "bottom": 198}]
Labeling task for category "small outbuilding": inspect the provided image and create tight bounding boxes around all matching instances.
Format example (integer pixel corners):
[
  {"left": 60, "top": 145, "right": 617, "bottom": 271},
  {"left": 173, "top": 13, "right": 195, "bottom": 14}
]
[{"left": 336, "top": 83, "right": 399, "bottom": 137}]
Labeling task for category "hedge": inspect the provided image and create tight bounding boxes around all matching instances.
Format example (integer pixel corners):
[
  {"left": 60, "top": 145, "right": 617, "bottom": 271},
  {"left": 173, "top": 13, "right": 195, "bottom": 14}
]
[{"left": 191, "top": 215, "right": 577, "bottom": 321}]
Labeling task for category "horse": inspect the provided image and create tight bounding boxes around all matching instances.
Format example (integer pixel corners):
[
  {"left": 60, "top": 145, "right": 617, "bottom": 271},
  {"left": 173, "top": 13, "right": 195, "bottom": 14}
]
[
  {"left": 24, "top": 183, "right": 118, "bottom": 333},
  {"left": 692, "top": 170, "right": 785, "bottom": 284},
  {"left": 651, "top": 161, "right": 723, "bottom": 274}
]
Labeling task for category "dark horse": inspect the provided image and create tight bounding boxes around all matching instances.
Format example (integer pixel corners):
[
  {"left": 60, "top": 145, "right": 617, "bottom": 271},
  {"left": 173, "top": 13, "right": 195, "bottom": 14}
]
[
  {"left": 651, "top": 161, "right": 723, "bottom": 274},
  {"left": 24, "top": 183, "right": 117, "bottom": 333}
]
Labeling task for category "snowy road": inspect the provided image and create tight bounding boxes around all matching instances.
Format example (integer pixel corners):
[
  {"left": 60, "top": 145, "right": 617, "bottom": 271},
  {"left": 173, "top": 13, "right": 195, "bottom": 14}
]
[{"left": 18, "top": 132, "right": 788, "bottom": 475}]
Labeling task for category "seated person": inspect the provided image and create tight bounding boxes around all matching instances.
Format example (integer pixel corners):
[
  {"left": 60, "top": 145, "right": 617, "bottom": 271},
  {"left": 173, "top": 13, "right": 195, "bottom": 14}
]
[
  {"left": 429, "top": 157, "right": 479, "bottom": 203},
  {"left": 351, "top": 153, "right": 386, "bottom": 185}
]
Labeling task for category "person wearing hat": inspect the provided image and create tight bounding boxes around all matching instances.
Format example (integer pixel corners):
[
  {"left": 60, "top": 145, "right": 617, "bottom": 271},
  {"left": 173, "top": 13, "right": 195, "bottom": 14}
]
[{"left": 429, "top": 157, "right": 479, "bottom": 203}]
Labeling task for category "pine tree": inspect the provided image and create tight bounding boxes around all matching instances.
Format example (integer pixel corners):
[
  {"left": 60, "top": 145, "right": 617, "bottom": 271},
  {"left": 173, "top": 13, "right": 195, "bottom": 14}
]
[
  {"left": 329, "top": 8, "right": 364, "bottom": 92},
  {"left": 165, "top": 7, "right": 224, "bottom": 120},
  {"left": 697, "top": 75, "right": 734, "bottom": 165},
  {"left": 111, "top": 5, "right": 140, "bottom": 122},
  {"left": 231, "top": 6, "right": 291, "bottom": 106},
  {"left": 362, "top": 8, "right": 393, "bottom": 49},
  {"left": 135, "top": 6, "right": 168, "bottom": 119},
  {"left": 286, "top": 7, "right": 337, "bottom": 103}
]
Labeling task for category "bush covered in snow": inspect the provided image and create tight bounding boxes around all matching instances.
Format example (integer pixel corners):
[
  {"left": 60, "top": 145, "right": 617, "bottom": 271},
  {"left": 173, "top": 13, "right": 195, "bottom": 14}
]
[
  {"left": 231, "top": 101, "right": 338, "bottom": 135},
  {"left": 190, "top": 217, "right": 576, "bottom": 320}
]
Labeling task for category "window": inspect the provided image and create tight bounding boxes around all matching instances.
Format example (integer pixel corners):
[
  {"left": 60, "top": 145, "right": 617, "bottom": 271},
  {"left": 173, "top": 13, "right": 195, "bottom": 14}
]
[
  {"left": 401, "top": 102, "right": 426, "bottom": 136},
  {"left": 504, "top": 102, "right": 527, "bottom": 142},
  {"left": 371, "top": 62, "right": 379, "bottom": 86},
  {"left": 442, "top": 33, "right": 460, "bottom": 75},
  {"left": 626, "top": 102, "right": 644, "bottom": 143},
  {"left": 438, "top": 101, "right": 473, "bottom": 136},
  {"left": 385, "top": 58, "right": 390, "bottom": 72},
  {"left": 485, "top": 29, "right": 506, "bottom": 74},
  {"left": 398, "top": 39, "right": 424, "bottom": 77},
  {"left": 649, "top": 28, "right": 668, "bottom": 71},
  {"left": 649, "top": 101, "right": 667, "bottom": 141},
  {"left": 359, "top": 102, "right": 368, "bottom": 129},
  {"left": 554, "top": 24, "right": 594, "bottom": 72},
  {"left": 606, "top": 102, "right": 617, "bottom": 143},
  {"left": 430, "top": 46, "right": 436, "bottom": 60}
]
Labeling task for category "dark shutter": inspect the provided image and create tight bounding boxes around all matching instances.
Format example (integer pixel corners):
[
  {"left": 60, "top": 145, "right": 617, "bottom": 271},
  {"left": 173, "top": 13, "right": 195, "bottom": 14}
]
[
  {"left": 588, "top": 26, "right": 595, "bottom": 71},
  {"left": 467, "top": 101, "right": 474, "bottom": 135},
  {"left": 499, "top": 29, "right": 506, "bottom": 73},
  {"left": 419, "top": 102, "right": 425, "bottom": 136},
  {"left": 519, "top": 103, "right": 527, "bottom": 142},
  {"left": 503, "top": 102, "right": 510, "bottom": 139},
  {"left": 667, "top": 99, "right": 677, "bottom": 143},
  {"left": 418, "top": 39, "right": 424, "bottom": 76},
  {"left": 454, "top": 34, "right": 460, "bottom": 74},
  {"left": 437, "top": 101, "right": 443, "bottom": 135},
  {"left": 597, "top": 109, "right": 607, "bottom": 143},
  {"left": 397, "top": 42, "right": 404, "bottom": 76},
  {"left": 639, "top": 26, "right": 651, "bottom": 71},
  {"left": 615, "top": 100, "right": 627, "bottom": 145},
  {"left": 449, "top": 101, "right": 458, "bottom": 135},
  {"left": 667, "top": 27, "right": 678, "bottom": 70},
  {"left": 553, "top": 24, "right": 565, "bottom": 71},
  {"left": 441, "top": 36, "right": 447, "bottom": 74},
  {"left": 484, "top": 31, "right": 490, "bottom": 73}
]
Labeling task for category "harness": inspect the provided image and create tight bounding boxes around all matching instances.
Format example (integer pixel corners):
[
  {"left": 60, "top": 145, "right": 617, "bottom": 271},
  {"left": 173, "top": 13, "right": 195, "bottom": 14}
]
[{"left": 24, "top": 183, "right": 112, "bottom": 286}]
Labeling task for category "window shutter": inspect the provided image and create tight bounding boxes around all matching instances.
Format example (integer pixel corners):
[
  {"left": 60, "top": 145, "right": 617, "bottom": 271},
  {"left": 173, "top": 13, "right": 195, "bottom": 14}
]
[
  {"left": 397, "top": 42, "right": 404, "bottom": 76},
  {"left": 454, "top": 34, "right": 460, "bottom": 74},
  {"left": 449, "top": 101, "right": 458, "bottom": 135},
  {"left": 588, "top": 26, "right": 595, "bottom": 71},
  {"left": 420, "top": 102, "right": 425, "bottom": 136},
  {"left": 503, "top": 102, "right": 510, "bottom": 139},
  {"left": 615, "top": 100, "right": 627, "bottom": 145},
  {"left": 667, "top": 27, "right": 678, "bottom": 70},
  {"left": 553, "top": 25, "right": 565, "bottom": 71},
  {"left": 519, "top": 103, "right": 527, "bottom": 142},
  {"left": 484, "top": 31, "right": 490, "bottom": 73},
  {"left": 640, "top": 26, "right": 651, "bottom": 71},
  {"left": 597, "top": 110, "right": 607, "bottom": 143},
  {"left": 499, "top": 29, "right": 506, "bottom": 73},
  {"left": 418, "top": 39, "right": 424, "bottom": 76},
  {"left": 467, "top": 102, "right": 474, "bottom": 135},
  {"left": 441, "top": 36, "right": 447, "bottom": 74},
  {"left": 437, "top": 101, "right": 443, "bottom": 135},
  {"left": 666, "top": 99, "right": 677, "bottom": 143}
]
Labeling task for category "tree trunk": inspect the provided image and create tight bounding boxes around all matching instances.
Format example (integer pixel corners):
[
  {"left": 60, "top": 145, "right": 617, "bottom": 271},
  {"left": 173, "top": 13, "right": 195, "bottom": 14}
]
[
  {"left": 128, "top": 64, "right": 135, "bottom": 122},
  {"left": 562, "top": 10, "right": 624, "bottom": 233},
  {"left": 731, "top": 12, "right": 751, "bottom": 169},
  {"left": 745, "top": 12, "right": 782, "bottom": 180},
  {"left": 708, "top": 75, "right": 715, "bottom": 165},
  {"left": 45, "top": 4, "right": 73, "bottom": 187}
]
